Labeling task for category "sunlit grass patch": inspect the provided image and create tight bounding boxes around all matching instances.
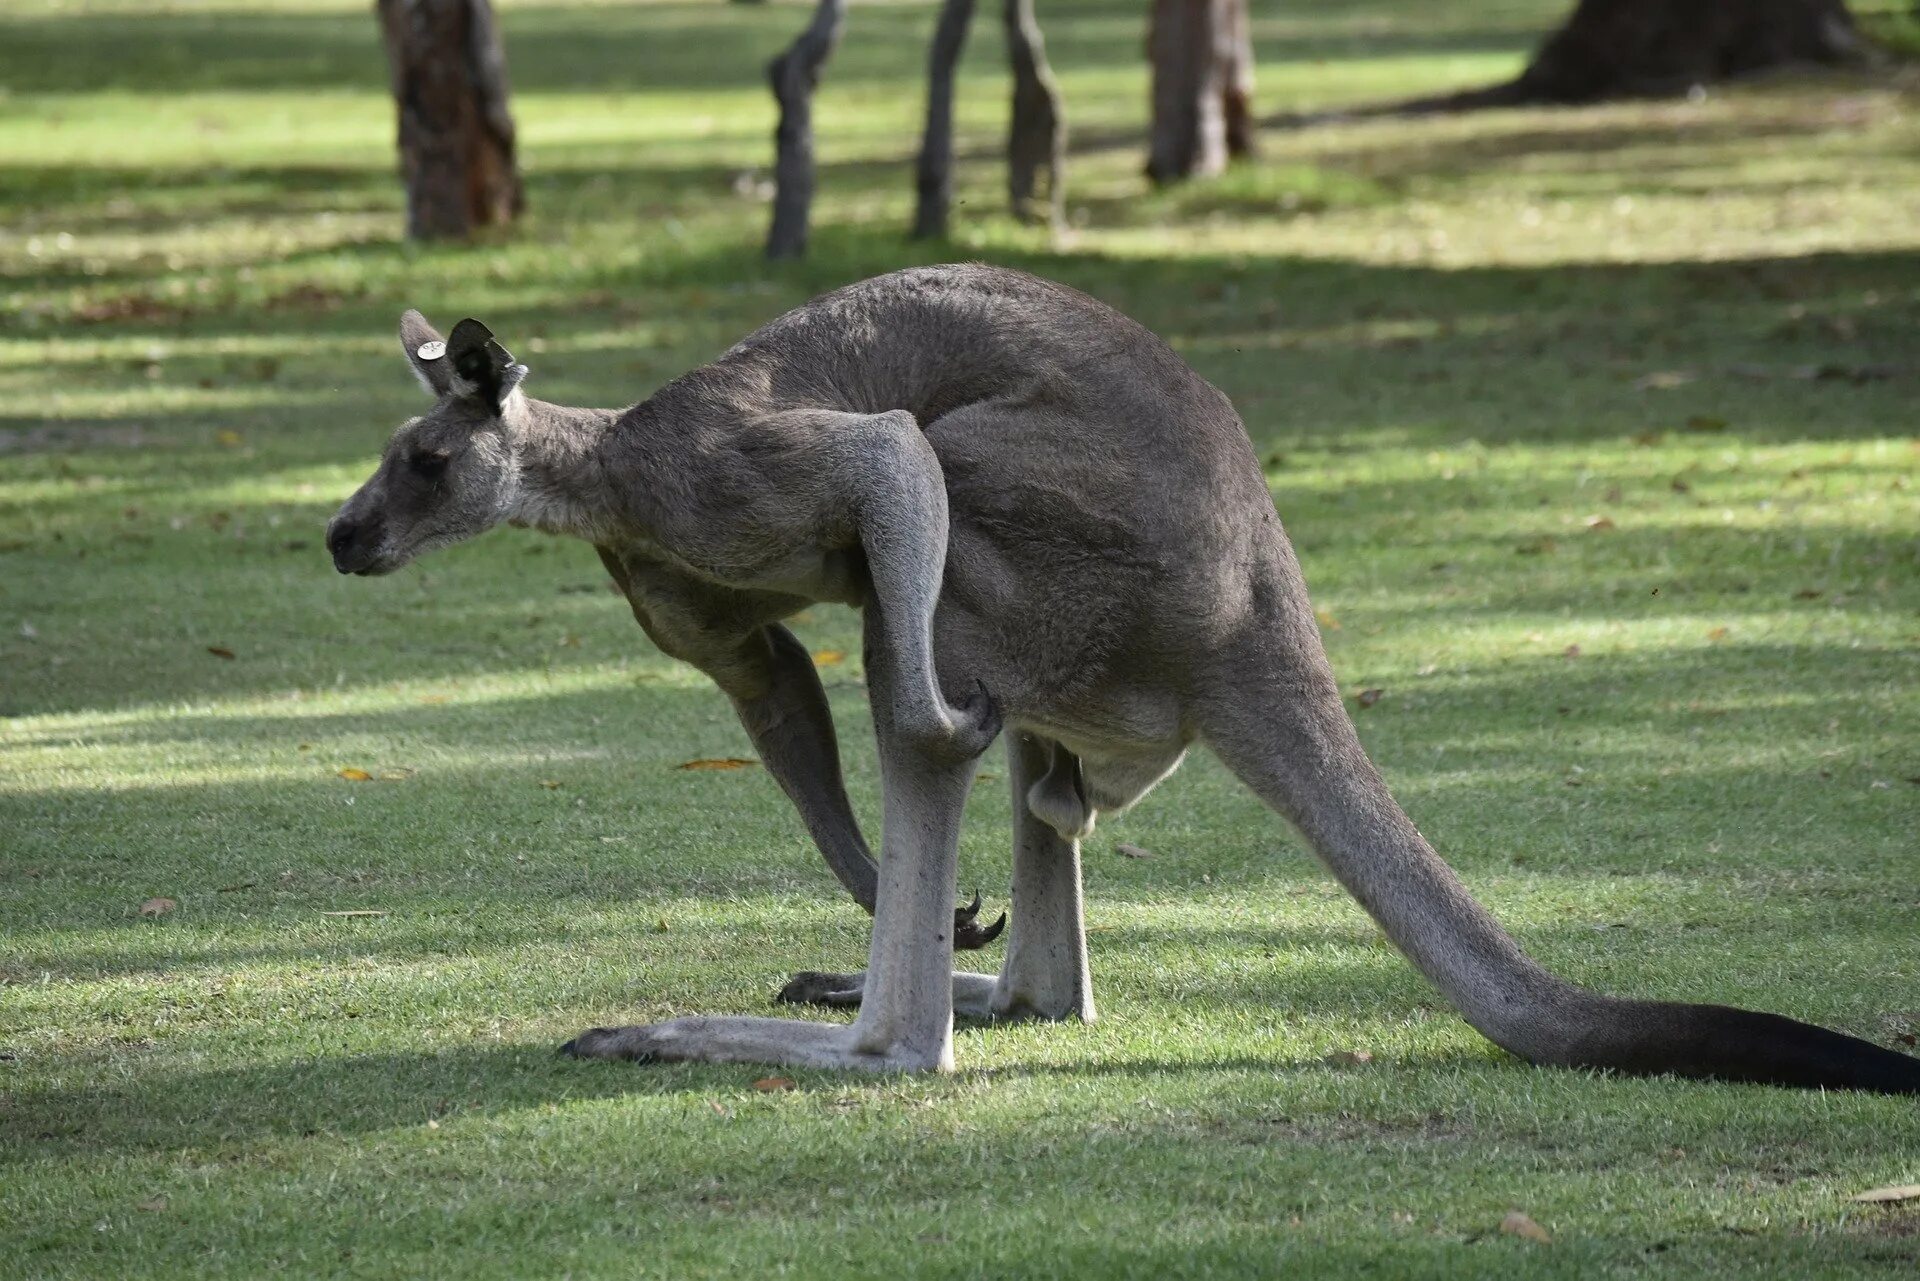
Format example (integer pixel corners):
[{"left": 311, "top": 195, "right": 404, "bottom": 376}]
[{"left": 3, "top": 0, "right": 1919, "bottom": 1276}]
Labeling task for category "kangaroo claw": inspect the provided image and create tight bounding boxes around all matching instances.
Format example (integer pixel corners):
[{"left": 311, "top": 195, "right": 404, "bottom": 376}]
[{"left": 953, "top": 890, "right": 1007, "bottom": 950}]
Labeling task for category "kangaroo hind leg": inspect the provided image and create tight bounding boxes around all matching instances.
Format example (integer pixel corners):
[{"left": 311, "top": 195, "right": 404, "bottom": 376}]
[
  {"left": 777, "top": 730, "right": 1097, "bottom": 1023},
  {"left": 990, "top": 731, "right": 1097, "bottom": 1021},
  {"left": 564, "top": 627, "right": 978, "bottom": 1070},
  {"left": 563, "top": 686, "right": 979, "bottom": 1072}
]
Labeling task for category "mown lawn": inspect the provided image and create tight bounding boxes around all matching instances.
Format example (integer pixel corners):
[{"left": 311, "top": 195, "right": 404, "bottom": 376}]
[{"left": 3, "top": 0, "right": 1918, "bottom": 1276}]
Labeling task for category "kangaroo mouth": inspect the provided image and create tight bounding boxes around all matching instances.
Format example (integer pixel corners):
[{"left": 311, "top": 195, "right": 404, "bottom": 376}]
[{"left": 334, "top": 548, "right": 402, "bottom": 577}]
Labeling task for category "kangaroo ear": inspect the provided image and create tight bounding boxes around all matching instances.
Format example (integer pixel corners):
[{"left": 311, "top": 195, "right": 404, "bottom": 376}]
[
  {"left": 446, "top": 317, "right": 529, "bottom": 411},
  {"left": 400, "top": 309, "right": 453, "bottom": 397}
]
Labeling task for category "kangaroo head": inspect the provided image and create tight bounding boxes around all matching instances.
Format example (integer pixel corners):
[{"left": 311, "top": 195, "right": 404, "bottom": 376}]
[{"left": 327, "top": 310, "right": 530, "bottom": 576}]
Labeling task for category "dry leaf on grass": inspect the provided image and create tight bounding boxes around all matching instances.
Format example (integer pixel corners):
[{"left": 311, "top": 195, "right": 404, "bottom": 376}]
[
  {"left": 206, "top": 646, "right": 236, "bottom": 660},
  {"left": 1852, "top": 1184, "right": 1920, "bottom": 1205},
  {"left": 337, "top": 767, "right": 372, "bottom": 782},
  {"left": 811, "top": 650, "right": 844, "bottom": 667},
  {"left": 1633, "top": 370, "right": 1696, "bottom": 391},
  {"left": 138, "top": 897, "right": 176, "bottom": 918},
  {"left": 1314, "top": 607, "right": 1341, "bottom": 631},
  {"left": 135, "top": 1196, "right": 169, "bottom": 1213},
  {"left": 1583, "top": 515, "right": 1616, "bottom": 532},
  {"left": 320, "top": 910, "right": 388, "bottom": 918},
  {"left": 538, "top": 779, "right": 563, "bottom": 789},
  {"left": 1500, "top": 1211, "right": 1552, "bottom": 1244},
  {"left": 753, "top": 1076, "right": 795, "bottom": 1092},
  {"left": 708, "top": 1100, "right": 732, "bottom": 1118},
  {"left": 674, "top": 758, "right": 758, "bottom": 771},
  {"left": 1355, "top": 688, "right": 1384, "bottom": 709},
  {"left": 1323, "top": 1050, "right": 1373, "bottom": 1067},
  {"left": 1707, "top": 627, "right": 1730, "bottom": 642},
  {"left": 1116, "top": 843, "right": 1155, "bottom": 860}
]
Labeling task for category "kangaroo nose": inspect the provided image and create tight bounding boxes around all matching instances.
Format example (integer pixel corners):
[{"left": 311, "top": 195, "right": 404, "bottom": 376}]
[{"left": 327, "top": 519, "right": 370, "bottom": 574}]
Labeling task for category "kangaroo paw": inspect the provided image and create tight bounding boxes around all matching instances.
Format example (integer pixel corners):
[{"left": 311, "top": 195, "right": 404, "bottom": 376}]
[{"left": 954, "top": 889, "right": 1007, "bottom": 950}]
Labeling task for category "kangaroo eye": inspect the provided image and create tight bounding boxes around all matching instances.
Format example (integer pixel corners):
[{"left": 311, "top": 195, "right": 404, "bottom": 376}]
[{"left": 408, "top": 451, "right": 450, "bottom": 478}]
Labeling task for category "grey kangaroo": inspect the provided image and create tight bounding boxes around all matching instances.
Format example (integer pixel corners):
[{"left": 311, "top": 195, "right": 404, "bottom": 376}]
[{"left": 328, "top": 264, "right": 1919, "bottom": 1091}]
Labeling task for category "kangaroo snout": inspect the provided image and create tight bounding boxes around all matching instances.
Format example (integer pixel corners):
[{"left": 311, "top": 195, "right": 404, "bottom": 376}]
[{"left": 326, "top": 513, "right": 383, "bottom": 575}]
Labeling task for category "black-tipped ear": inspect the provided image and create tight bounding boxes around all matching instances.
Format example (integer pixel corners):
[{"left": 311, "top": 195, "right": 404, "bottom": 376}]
[
  {"left": 401, "top": 309, "right": 453, "bottom": 397},
  {"left": 446, "top": 318, "right": 529, "bottom": 411}
]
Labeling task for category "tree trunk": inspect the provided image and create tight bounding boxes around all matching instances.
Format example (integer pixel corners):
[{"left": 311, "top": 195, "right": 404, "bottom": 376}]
[
  {"left": 1146, "top": 0, "right": 1253, "bottom": 184},
  {"left": 1271, "top": 0, "right": 1868, "bottom": 128},
  {"left": 1511, "top": 0, "right": 1864, "bottom": 103},
  {"left": 1221, "top": 0, "right": 1255, "bottom": 159},
  {"left": 1005, "top": 0, "right": 1066, "bottom": 226},
  {"left": 913, "top": 0, "right": 978, "bottom": 240},
  {"left": 378, "top": 0, "right": 523, "bottom": 241},
  {"left": 766, "top": 0, "right": 848, "bottom": 259}
]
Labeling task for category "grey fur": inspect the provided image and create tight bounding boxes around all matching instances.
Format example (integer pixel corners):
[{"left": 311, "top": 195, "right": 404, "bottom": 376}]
[{"left": 328, "top": 265, "right": 1920, "bottom": 1090}]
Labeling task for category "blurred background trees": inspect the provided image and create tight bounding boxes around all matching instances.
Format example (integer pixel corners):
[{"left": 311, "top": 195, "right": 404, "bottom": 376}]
[
  {"left": 1438, "top": 0, "right": 1869, "bottom": 110},
  {"left": 1145, "top": 0, "right": 1255, "bottom": 184},
  {"left": 373, "top": 0, "right": 1882, "bottom": 250},
  {"left": 377, "top": 0, "right": 523, "bottom": 240}
]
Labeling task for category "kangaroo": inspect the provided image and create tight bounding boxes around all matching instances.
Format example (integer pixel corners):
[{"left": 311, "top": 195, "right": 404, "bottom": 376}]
[{"left": 328, "top": 264, "right": 1920, "bottom": 1090}]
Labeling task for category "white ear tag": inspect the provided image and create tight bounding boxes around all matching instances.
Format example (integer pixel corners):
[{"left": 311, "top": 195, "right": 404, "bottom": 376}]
[{"left": 416, "top": 340, "right": 447, "bottom": 361}]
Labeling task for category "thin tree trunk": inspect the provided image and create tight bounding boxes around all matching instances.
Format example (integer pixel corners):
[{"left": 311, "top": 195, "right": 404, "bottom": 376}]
[
  {"left": 1005, "top": 0, "right": 1066, "bottom": 226},
  {"left": 1221, "top": 0, "right": 1256, "bottom": 159},
  {"left": 378, "top": 0, "right": 523, "bottom": 240},
  {"left": 914, "top": 0, "right": 978, "bottom": 240},
  {"left": 766, "top": 0, "right": 848, "bottom": 260},
  {"left": 1147, "top": 0, "right": 1251, "bottom": 184}
]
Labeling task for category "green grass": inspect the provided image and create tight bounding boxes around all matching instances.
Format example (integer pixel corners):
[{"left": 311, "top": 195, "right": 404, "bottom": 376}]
[{"left": 4, "top": 0, "right": 1920, "bottom": 1275}]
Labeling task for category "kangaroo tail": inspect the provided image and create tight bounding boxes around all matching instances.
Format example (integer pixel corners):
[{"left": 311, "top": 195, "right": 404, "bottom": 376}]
[{"left": 1204, "top": 645, "right": 1920, "bottom": 1094}]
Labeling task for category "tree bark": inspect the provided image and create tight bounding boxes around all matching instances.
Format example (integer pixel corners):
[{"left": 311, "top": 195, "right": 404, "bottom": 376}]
[
  {"left": 913, "top": 0, "right": 978, "bottom": 240},
  {"left": 765, "top": 0, "right": 848, "bottom": 259},
  {"left": 1005, "top": 0, "right": 1066, "bottom": 226},
  {"left": 1270, "top": 0, "right": 1869, "bottom": 129},
  {"left": 378, "top": 0, "right": 523, "bottom": 241},
  {"left": 1509, "top": 0, "right": 1864, "bottom": 104},
  {"left": 1146, "top": 0, "right": 1253, "bottom": 184}
]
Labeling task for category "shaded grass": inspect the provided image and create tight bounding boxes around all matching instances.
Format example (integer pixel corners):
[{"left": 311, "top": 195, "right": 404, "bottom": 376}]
[{"left": 4, "top": 0, "right": 1920, "bottom": 1276}]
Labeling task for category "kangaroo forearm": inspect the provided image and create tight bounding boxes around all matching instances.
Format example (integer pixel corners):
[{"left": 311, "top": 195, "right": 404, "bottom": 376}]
[{"left": 731, "top": 626, "right": 880, "bottom": 914}]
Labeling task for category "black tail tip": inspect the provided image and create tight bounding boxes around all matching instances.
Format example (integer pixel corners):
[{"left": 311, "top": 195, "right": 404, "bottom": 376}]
[{"left": 1574, "top": 1003, "right": 1920, "bottom": 1095}]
